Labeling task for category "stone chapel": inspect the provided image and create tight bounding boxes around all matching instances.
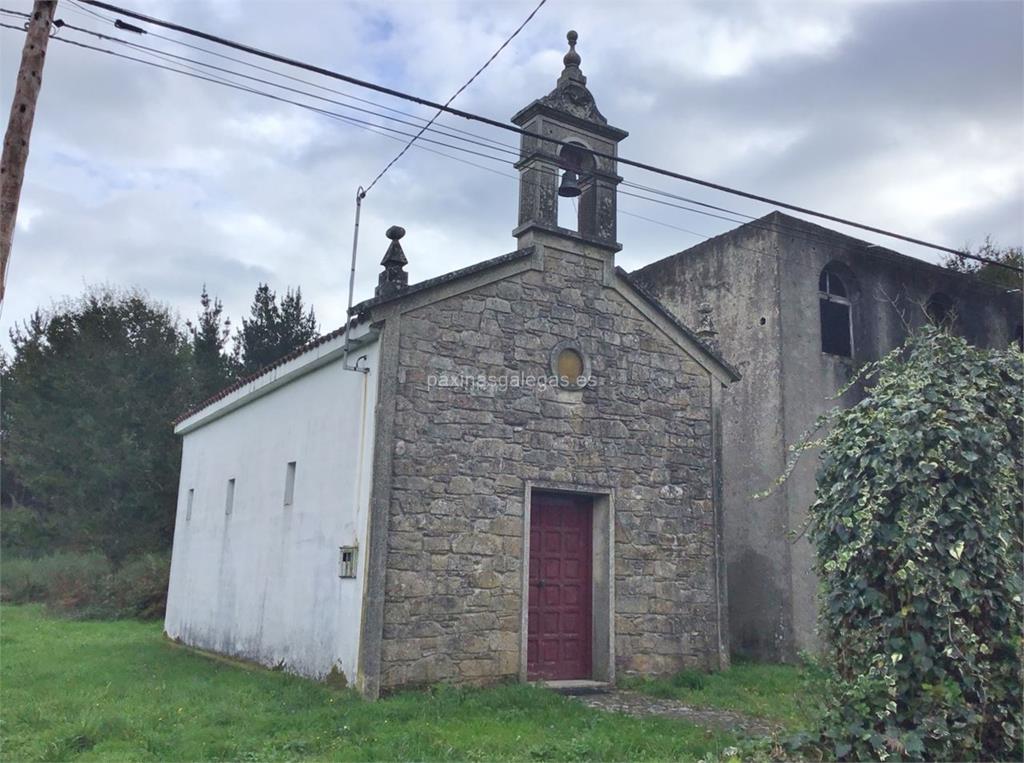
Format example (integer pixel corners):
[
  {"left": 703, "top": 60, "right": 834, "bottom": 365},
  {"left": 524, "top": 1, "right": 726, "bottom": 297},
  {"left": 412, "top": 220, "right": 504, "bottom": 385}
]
[{"left": 164, "top": 31, "right": 739, "bottom": 698}]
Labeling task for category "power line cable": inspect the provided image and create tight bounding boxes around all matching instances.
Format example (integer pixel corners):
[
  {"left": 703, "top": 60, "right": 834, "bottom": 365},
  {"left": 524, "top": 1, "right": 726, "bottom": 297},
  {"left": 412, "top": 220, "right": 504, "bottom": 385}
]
[
  {"left": 363, "top": 0, "right": 546, "bottom": 195},
  {"left": 54, "top": 15, "right": 798, "bottom": 246},
  {"left": 68, "top": 0, "right": 113, "bottom": 22},
  {"left": 56, "top": 17, "right": 863, "bottom": 256},
  {"left": 620, "top": 189, "right": 749, "bottom": 226},
  {"left": 73, "top": 0, "right": 1021, "bottom": 272},
  {"left": 0, "top": 21, "right": 731, "bottom": 270},
  {"left": 47, "top": 17, "right": 938, "bottom": 258},
  {"left": 619, "top": 209, "right": 713, "bottom": 241},
  {"left": 54, "top": 15, "right": 851, "bottom": 248},
  {"left": 5, "top": 21, "right": 990, "bottom": 283},
  {"left": 64, "top": 3, "right": 1019, "bottom": 278},
  {"left": 1, "top": 25, "right": 527, "bottom": 168},
  {"left": 63, "top": 0, "right": 522, "bottom": 156},
  {"left": 17, "top": 29, "right": 1016, "bottom": 299},
  {"left": 56, "top": 19, "right": 524, "bottom": 160},
  {"left": 622, "top": 180, "right": 757, "bottom": 221},
  {"left": 6, "top": 20, "right": 1015, "bottom": 290},
  {"left": 45, "top": 23, "right": 754, "bottom": 241}
]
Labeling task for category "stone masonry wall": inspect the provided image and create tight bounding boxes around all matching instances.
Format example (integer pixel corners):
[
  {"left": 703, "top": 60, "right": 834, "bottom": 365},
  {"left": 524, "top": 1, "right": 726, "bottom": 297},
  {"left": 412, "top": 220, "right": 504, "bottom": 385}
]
[{"left": 378, "top": 244, "right": 720, "bottom": 689}]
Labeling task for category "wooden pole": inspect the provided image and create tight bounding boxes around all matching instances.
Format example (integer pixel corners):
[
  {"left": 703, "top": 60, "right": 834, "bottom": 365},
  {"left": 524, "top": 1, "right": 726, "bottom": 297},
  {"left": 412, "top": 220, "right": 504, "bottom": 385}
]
[{"left": 0, "top": 0, "right": 57, "bottom": 304}]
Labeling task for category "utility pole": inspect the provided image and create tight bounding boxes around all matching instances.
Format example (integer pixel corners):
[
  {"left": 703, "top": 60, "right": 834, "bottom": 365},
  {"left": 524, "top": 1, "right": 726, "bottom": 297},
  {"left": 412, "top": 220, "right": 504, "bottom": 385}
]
[{"left": 0, "top": 0, "right": 57, "bottom": 304}]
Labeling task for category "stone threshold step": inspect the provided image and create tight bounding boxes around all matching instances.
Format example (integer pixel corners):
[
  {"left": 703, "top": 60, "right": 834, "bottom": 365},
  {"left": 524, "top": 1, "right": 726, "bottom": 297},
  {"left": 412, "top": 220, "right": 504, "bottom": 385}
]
[{"left": 535, "top": 680, "right": 611, "bottom": 695}]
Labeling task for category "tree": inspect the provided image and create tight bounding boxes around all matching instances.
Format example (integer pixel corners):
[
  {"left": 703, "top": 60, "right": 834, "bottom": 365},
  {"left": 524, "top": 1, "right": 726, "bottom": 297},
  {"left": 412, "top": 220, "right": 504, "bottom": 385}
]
[
  {"left": 234, "top": 283, "right": 318, "bottom": 377},
  {"left": 185, "top": 285, "right": 235, "bottom": 402},
  {"left": 943, "top": 236, "right": 1023, "bottom": 290},
  {"left": 1, "top": 287, "right": 191, "bottom": 562},
  {"left": 799, "top": 328, "right": 1022, "bottom": 761}
]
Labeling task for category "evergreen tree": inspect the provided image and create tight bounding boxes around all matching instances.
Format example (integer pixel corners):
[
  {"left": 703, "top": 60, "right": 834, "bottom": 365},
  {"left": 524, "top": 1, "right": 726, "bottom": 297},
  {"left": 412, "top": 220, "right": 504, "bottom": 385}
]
[
  {"left": 279, "top": 286, "right": 319, "bottom": 353},
  {"left": 1, "top": 287, "right": 191, "bottom": 561},
  {"left": 234, "top": 284, "right": 318, "bottom": 377},
  {"left": 185, "top": 285, "right": 234, "bottom": 401}
]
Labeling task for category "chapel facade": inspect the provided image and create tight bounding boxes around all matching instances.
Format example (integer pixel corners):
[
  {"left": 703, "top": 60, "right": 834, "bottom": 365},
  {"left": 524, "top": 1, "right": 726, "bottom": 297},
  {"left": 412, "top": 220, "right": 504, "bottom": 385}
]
[{"left": 165, "top": 32, "right": 738, "bottom": 698}]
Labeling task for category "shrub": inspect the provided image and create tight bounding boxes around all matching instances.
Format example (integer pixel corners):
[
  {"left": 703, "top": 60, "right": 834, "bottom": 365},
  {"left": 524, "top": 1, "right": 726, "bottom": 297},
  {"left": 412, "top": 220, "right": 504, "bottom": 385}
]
[
  {"left": 0, "top": 551, "right": 112, "bottom": 613},
  {"left": 1, "top": 555, "right": 51, "bottom": 603},
  {"left": 800, "top": 328, "right": 1022, "bottom": 761},
  {"left": 40, "top": 552, "right": 114, "bottom": 616},
  {"left": 0, "top": 551, "right": 169, "bottom": 620},
  {"left": 109, "top": 553, "right": 170, "bottom": 620}
]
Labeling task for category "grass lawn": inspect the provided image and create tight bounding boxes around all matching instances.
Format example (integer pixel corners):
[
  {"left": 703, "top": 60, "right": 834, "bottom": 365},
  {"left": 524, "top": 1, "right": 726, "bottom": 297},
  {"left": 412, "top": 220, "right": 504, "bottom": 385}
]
[
  {"left": 0, "top": 605, "right": 753, "bottom": 761},
  {"left": 622, "top": 661, "right": 826, "bottom": 730}
]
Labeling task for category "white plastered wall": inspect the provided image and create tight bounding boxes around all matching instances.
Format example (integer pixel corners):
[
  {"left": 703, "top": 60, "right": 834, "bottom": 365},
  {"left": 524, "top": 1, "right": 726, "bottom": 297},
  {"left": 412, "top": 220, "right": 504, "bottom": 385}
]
[{"left": 164, "top": 332, "right": 379, "bottom": 682}]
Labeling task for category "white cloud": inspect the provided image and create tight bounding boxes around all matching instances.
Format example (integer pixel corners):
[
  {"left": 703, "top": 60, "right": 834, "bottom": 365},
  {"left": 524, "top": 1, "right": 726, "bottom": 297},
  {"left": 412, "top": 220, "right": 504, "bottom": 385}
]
[{"left": 0, "top": 0, "right": 1020, "bottom": 345}]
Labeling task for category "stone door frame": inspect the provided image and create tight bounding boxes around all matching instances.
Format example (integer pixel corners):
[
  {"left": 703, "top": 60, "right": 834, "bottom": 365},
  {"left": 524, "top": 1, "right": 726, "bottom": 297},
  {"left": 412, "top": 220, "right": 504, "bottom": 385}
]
[{"left": 520, "top": 481, "right": 615, "bottom": 684}]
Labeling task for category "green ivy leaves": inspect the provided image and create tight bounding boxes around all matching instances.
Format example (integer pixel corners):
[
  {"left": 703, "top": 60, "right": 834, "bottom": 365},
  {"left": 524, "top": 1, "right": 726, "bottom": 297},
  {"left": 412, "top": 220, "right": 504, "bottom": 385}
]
[{"left": 799, "top": 328, "right": 1023, "bottom": 761}]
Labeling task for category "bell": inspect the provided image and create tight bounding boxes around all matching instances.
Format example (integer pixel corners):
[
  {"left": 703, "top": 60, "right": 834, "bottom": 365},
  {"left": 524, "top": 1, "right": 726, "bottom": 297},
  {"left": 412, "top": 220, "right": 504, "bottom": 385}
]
[{"left": 558, "top": 169, "right": 582, "bottom": 198}]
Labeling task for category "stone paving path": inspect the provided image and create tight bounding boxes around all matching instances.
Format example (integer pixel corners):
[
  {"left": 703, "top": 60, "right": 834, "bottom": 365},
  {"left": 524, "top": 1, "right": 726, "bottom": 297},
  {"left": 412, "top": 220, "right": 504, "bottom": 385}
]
[{"left": 573, "top": 690, "right": 780, "bottom": 737}]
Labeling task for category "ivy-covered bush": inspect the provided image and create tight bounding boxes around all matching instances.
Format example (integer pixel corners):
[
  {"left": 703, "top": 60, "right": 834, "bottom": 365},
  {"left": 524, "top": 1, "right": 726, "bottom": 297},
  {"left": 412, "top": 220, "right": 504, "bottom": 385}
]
[{"left": 805, "top": 328, "right": 1022, "bottom": 761}]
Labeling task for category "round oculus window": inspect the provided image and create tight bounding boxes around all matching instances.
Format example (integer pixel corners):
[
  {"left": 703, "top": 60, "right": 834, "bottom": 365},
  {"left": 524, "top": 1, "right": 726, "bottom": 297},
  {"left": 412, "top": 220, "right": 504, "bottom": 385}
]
[
  {"left": 549, "top": 340, "right": 591, "bottom": 390},
  {"left": 556, "top": 347, "right": 584, "bottom": 380}
]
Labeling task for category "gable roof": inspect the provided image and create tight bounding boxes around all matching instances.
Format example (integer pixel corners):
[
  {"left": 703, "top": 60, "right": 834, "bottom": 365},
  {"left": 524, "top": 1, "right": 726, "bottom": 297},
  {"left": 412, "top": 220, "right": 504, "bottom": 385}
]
[
  {"left": 174, "top": 242, "right": 742, "bottom": 427},
  {"left": 173, "top": 248, "right": 535, "bottom": 426},
  {"left": 351, "top": 240, "right": 739, "bottom": 383},
  {"left": 350, "top": 247, "right": 534, "bottom": 317},
  {"left": 351, "top": 242, "right": 738, "bottom": 382},
  {"left": 173, "top": 324, "right": 354, "bottom": 426}
]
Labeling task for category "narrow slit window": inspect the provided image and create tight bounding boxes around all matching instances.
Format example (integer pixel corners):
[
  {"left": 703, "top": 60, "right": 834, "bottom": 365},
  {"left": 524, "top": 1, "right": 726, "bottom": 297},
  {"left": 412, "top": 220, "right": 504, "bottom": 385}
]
[
  {"left": 283, "top": 461, "right": 296, "bottom": 507},
  {"left": 819, "top": 269, "right": 852, "bottom": 357},
  {"left": 225, "top": 478, "right": 235, "bottom": 516},
  {"left": 186, "top": 488, "right": 194, "bottom": 521},
  {"left": 339, "top": 547, "right": 357, "bottom": 578}
]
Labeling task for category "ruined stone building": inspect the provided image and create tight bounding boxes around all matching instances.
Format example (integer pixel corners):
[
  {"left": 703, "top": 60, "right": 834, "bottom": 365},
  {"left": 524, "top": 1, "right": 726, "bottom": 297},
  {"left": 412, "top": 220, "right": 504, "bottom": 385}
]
[
  {"left": 633, "top": 214, "right": 1023, "bottom": 660},
  {"left": 165, "top": 33, "right": 739, "bottom": 698}
]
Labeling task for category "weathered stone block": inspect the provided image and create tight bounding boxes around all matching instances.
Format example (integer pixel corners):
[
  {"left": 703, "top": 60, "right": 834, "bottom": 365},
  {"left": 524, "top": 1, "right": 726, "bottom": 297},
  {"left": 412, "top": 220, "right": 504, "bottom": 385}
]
[
  {"left": 451, "top": 534, "right": 504, "bottom": 556},
  {"left": 484, "top": 297, "right": 512, "bottom": 313}
]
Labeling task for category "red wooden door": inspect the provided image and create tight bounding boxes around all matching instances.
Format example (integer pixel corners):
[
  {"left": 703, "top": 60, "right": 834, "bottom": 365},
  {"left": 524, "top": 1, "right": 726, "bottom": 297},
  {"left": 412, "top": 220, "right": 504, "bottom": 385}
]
[{"left": 527, "top": 492, "right": 592, "bottom": 680}]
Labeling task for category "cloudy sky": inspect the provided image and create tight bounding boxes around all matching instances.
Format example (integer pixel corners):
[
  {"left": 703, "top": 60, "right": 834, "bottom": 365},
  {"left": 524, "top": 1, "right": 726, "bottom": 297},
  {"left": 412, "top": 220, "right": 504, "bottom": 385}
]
[{"left": 1, "top": 0, "right": 1021, "bottom": 343}]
